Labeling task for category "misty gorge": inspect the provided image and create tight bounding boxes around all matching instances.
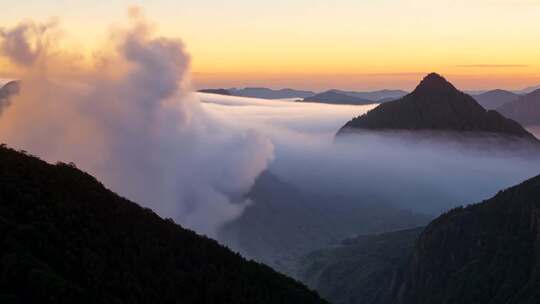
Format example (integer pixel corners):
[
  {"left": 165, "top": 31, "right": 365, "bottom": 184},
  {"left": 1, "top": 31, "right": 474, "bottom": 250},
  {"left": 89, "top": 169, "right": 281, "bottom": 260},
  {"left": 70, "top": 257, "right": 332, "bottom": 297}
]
[{"left": 2, "top": 3, "right": 540, "bottom": 304}]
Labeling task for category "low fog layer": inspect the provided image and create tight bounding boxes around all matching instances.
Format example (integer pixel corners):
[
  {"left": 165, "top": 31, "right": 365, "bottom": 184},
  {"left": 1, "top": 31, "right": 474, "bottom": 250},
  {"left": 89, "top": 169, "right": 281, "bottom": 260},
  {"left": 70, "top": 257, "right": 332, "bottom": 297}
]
[
  {"left": 201, "top": 94, "right": 540, "bottom": 215},
  {"left": 1, "top": 8, "right": 539, "bottom": 241}
]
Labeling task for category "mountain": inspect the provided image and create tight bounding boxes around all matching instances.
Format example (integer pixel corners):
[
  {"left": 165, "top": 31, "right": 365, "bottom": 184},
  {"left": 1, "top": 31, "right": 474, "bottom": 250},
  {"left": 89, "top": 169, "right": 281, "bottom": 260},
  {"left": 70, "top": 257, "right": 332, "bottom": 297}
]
[
  {"left": 198, "top": 88, "right": 231, "bottom": 96},
  {"left": 497, "top": 89, "right": 540, "bottom": 126},
  {"left": 472, "top": 89, "right": 519, "bottom": 110},
  {"left": 394, "top": 174, "right": 540, "bottom": 304},
  {"left": 301, "top": 89, "right": 407, "bottom": 105},
  {"left": 515, "top": 84, "right": 540, "bottom": 95},
  {"left": 0, "top": 145, "right": 327, "bottom": 304},
  {"left": 338, "top": 73, "right": 538, "bottom": 142},
  {"left": 297, "top": 174, "right": 540, "bottom": 304},
  {"left": 198, "top": 87, "right": 406, "bottom": 103},
  {"left": 297, "top": 227, "right": 423, "bottom": 304},
  {"left": 218, "top": 171, "right": 430, "bottom": 277},
  {"left": 376, "top": 96, "right": 401, "bottom": 103},
  {"left": 301, "top": 90, "right": 376, "bottom": 105},
  {"left": 332, "top": 89, "right": 408, "bottom": 102},
  {"left": 0, "top": 81, "right": 20, "bottom": 113},
  {"left": 229, "top": 87, "right": 315, "bottom": 99}
]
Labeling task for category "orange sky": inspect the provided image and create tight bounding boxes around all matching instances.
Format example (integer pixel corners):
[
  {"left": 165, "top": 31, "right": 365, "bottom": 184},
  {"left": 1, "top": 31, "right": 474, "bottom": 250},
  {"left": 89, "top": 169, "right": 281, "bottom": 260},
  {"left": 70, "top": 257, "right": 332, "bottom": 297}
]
[{"left": 1, "top": 0, "right": 539, "bottom": 91}]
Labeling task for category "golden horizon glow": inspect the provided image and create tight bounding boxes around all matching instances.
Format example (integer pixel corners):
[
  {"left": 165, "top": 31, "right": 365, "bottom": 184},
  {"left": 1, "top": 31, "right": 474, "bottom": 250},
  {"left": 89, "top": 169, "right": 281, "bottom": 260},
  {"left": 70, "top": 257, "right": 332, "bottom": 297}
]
[{"left": 1, "top": 0, "right": 540, "bottom": 91}]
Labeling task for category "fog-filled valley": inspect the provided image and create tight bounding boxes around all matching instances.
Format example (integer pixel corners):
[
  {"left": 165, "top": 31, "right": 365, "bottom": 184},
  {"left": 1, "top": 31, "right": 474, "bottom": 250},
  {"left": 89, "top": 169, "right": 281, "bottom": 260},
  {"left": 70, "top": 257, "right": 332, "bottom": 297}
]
[
  {"left": 196, "top": 92, "right": 540, "bottom": 275},
  {"left": 201, "top": 93, "right": 540, "bottom": 216},
  {"left": 3, "top": 6, "right": 540, "bottom": 304}
]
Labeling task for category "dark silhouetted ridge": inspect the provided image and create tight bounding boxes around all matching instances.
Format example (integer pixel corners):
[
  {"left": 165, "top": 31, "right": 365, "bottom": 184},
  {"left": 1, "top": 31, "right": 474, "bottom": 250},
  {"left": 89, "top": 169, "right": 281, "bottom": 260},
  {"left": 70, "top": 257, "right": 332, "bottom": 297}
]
[
  {"left": 296, "top": 175, "right": 540, "bottom": 304},
  {"left": 0, "top": 145, "right": 327, "bottom": 304},
  {"left": 394, "top": 175, "right": 540, "bottom": 304},
  {"left": 297, "top": 227, "right": 424, "bottom": 304},
  {"left": 338, "top": 73, "right": 538, "bottom": 142}
]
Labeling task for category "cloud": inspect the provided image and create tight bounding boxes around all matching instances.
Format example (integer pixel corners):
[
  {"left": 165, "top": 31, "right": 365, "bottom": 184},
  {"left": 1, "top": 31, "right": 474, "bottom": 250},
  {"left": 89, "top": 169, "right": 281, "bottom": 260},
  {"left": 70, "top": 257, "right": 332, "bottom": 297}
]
[
  {"left": 0, "top": 20, "right": 57, "bottom": 66},
  {"left": 200, "top": 93, "right": 540, "bottom": 216},
  {"left": 1, "top": 6, "right": 539, "bottom": 244},
  {"left": 0, "top": 8, "right": 274, "bottom": 237}
]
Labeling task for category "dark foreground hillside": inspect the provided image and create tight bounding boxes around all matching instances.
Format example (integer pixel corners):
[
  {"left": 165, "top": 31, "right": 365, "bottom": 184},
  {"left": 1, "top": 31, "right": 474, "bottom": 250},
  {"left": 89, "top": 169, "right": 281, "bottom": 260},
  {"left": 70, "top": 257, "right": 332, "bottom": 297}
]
[
  {"left": 297, "top": 174, "right": 540, "bottom": 304},
  {"left": 395, "top": 175, "right": 540, "bottom": 304},
  {"left": 0, "top": 145, "right": 327, "bottom": 304},
  {"left": 298, "top": 227, "right": 423, "bottom": 304}
]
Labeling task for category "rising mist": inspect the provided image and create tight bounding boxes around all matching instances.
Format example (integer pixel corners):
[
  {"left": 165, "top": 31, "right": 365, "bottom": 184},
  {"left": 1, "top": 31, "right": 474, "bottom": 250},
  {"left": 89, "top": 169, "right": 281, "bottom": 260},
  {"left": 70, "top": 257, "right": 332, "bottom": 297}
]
[{"left": 0, "top": 8, "right": 273, "bottom": 236}]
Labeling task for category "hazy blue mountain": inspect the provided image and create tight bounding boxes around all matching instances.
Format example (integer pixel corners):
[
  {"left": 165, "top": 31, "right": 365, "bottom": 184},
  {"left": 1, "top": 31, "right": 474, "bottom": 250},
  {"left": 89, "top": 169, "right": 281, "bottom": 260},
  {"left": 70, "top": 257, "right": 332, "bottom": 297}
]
[
  {"left": 333, "top": 89, "right": 408, "bottom": 101},
  {"left": 0, "top": 145, "right": 327, "bottom": 304},
  {"left": 472, "top": 89, "right": 519, "bottom": 110},
  {"left": 302, "top": 90, "right": 376, "bottom": 105},
  {"left": 198, "top": 88, "right": 231, "bottom": 95},
  {"left": 338, "top": 73, "right": 538, "bottom": 142},
  {"left": 515, "top": 84, "right": 540, "bottom": 95},
  {"left": 376, "top": 96, "right": 401, "bottom": 103},
  {"left": 464, "top": 89, "right": 489, "bottom": 95},
  {"left": 302, "top": 89, "right": 407, "bottom": 105},
  {"left": 497, "top": 89, "right": 540, "bottom": 126},
  {"left": 198, "top": 87, "right": 407, "bottom": 102},
  {"left": 229, "top": 87, "right": 315, "bottom": 99},
  {"left": 218, "top": 171, "right": 430, "bottom": 277}
]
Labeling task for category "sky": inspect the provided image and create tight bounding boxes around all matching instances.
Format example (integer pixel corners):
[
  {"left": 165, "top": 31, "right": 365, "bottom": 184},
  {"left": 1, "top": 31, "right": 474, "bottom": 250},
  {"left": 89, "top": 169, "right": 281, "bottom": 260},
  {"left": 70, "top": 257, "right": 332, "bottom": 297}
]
[{"left": 1, "top": 0, "right": 540, "bottom": 91}]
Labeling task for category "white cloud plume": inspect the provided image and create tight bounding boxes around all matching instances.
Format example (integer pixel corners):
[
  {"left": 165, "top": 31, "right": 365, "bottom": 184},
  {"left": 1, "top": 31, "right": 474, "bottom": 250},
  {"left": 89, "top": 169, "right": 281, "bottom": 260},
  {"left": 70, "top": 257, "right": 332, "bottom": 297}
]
[{"left": 0, "top": 8, "right": 273, "bottom": 236}]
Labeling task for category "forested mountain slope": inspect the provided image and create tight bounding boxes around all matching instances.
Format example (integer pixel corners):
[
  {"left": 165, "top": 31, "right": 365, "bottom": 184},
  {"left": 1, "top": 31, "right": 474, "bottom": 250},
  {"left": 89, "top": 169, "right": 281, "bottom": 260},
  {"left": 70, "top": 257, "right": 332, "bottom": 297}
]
[{"left": 0, "top": 145, "right": 327, "bottom": 304}]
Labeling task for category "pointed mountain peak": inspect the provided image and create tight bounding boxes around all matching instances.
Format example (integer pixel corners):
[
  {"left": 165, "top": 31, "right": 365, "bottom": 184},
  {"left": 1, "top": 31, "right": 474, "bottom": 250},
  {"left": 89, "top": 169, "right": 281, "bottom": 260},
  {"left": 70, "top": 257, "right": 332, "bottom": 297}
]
[{"left": 413, "top": 73, "right": 457, "bottom": 94}]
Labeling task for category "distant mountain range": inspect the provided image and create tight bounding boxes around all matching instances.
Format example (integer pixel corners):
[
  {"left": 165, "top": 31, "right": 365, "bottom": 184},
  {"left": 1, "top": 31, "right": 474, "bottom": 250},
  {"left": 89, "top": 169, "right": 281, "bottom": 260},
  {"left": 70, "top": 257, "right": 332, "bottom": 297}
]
[
  {"left": 298, "top": 174, "right": 540, "bottom": 304},
  {"left": 231, "top": 87, "right": 316, "bottom": 99},
  {"left": 197, "top": 87, "right": 407, "bottom": 104},
  {"left": 338, "top": 73, "right": 538, "bottom": 143},
  {"left": 198, "top": 84, "right": 540, "bottom": 108},
  {"left": 327, "top": 89, "right": 408, "bottom": 102},
  {"left": 218, "top": 171, "right": 429, "bottom": 276},
  {"left": 471, "top": 89, "right": 519, "bottom": 110},
  {"left": 300, "top": 89, "right": 407, "bottom": 105},
  {"left": 497, "top": 89, "right": 540, "bottom": 126},
  {"left": 0, "top": 146, "right": 327, "bottom": 304},
  {"left": 198, "top": 87, "right": 315, "bottom": 99},
  {"left": 301, "top": 90, "right": 376, "bottom": 105},
  {"left": 198, "top": 88, "right": 231, "bottom": 96}
]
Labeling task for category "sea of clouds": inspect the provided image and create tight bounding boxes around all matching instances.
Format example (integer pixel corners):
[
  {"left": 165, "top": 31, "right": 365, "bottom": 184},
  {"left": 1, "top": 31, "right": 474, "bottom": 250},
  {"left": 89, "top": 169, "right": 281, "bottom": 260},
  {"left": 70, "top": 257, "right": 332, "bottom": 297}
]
[{"left": 1, "top": 7, "right": 539, "bottom": 239}]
